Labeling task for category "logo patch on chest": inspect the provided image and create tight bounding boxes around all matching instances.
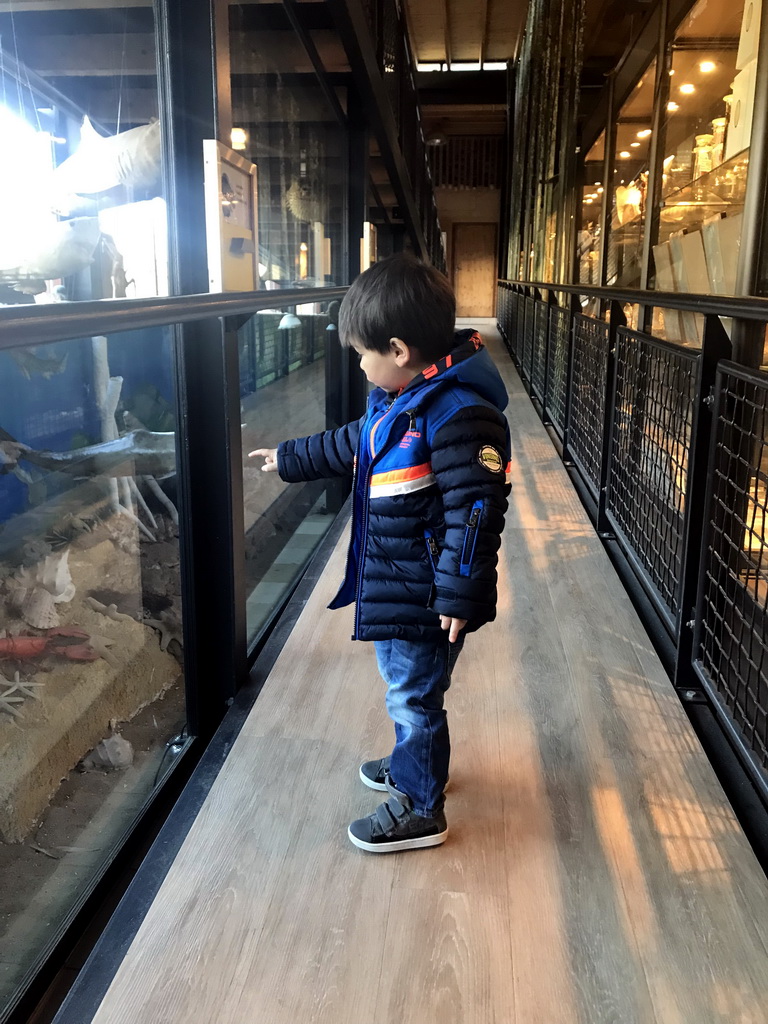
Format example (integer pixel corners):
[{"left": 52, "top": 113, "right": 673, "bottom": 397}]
[{"left": 477, "top": 445, "right": 504, "bottom": 473}]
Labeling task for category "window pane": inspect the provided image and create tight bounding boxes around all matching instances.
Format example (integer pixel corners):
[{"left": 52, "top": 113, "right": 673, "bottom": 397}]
[
  {"left": 0, "top": 326, "right": 186, "bottom": 1008},
  {"left": 229, "top": 4, "right": 350, "bottom": 646},
  {"left": 0, "top": 3, "right": 166, "bottom": 307},
  {"left": 607, "top": 62, "right": 657, "bottom": 289},
  {"left": 653, "top": 0, "right": 752, "bottom": 316}
]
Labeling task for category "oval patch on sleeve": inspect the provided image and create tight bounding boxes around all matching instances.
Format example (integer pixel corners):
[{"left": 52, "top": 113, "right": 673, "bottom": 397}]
[{"left": 478, "top": 445, "right": 504, "bottom": 473}]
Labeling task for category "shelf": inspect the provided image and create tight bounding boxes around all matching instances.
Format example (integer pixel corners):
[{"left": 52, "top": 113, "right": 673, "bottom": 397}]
[{"left": 661, "top": 149, "right": 749, "bottom": 209}]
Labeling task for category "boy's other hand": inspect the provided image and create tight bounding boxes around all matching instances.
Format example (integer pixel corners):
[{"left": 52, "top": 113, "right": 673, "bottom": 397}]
[
  {"left": 248, "top": 447, "right": 278, "bottom": 471},
  {"left": 440, "top": 615, "right": 467, "bottom": 644}
]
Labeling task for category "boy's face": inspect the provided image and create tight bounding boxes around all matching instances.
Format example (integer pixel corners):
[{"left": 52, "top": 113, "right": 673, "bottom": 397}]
[{"left": 350, "top": 337, "right": 422, "bottom": 393}]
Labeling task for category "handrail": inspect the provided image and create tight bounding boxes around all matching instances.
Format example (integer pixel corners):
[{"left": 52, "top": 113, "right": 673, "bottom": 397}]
[
  {"left": 499, "top": 279, "right": 768, "bottom": 322},
  {"left": 0, "top": 287, "right": 348, "bottom": 350}
]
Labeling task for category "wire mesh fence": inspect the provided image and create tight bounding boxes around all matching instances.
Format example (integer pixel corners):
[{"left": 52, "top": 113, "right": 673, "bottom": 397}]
[
  {"left": 545, "top": 305, "right": 570, "bottom": 440},
  {"left": 531, "top": 300, "right": 549, "bottom": 403},
  {"left": 606, "top": 328, "right": 699, "bottom": 629},
  {"left": 568, "top": 314, "right": 610, "bottom": 499},
  {"left": 695, "top": 364, "right": 768, "bottom": 773}
]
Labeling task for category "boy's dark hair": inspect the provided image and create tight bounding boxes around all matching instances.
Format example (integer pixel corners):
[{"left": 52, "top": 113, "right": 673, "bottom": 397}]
[{"left": 338, "top": 254, "right": 456, "bottom": 363}]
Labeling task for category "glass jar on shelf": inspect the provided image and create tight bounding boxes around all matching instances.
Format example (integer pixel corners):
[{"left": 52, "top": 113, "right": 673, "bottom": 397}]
[{"left": 711, "top": 117, "right": 727, "bottom": 168}]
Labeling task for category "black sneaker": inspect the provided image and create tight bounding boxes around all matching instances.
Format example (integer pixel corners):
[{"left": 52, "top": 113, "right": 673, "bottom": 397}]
[
  {"left": 348, "top": 776, "right": 448, "bottom": 853},
  {"left": 359, "top": 756, "right": 391, "bottom": 791}
]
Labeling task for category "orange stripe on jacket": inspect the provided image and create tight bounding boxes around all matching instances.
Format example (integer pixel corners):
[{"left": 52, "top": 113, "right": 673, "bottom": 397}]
[{"left": 370, "top": 462, "right": 433, "bottom": 487}]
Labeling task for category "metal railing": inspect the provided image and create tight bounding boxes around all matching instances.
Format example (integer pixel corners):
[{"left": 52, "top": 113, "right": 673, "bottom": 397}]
[{"left": 497, "top": 278, "right": 768, "bottom": 801}]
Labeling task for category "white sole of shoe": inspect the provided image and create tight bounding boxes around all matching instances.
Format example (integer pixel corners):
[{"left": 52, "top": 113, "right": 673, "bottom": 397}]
[
  {"left": 358, "top": 766, "right": 389, "bottom": 791},
  {"left": 347, "top": 827, "right": 448, "bottom": 852}
]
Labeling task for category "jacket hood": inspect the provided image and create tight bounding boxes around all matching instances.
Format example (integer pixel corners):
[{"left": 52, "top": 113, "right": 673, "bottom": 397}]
[{"left": 398, "top": 329, "right": 509, "bottom": 414}]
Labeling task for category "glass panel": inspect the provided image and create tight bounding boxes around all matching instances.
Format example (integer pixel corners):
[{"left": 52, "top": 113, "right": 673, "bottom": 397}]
[
  {"left": 0, "top": 327, "right": 186, "bottom": 1009},
  {"left": 607, "top": 62, "right": 657, "bottom": 289},
  {"left": 0, "top": 3, "right": 166, "bottom": 308},
  {"left": 230, "top": 4, "right": 350, "bottom": 646},
  {"left": 229, "top": 3, "right": 348, "bottom": 288},
  {"left": 579, "top": 132, "right": 605, "bottom": 285},
  {"left": 653, "top": 0, "right": 751, "bottom": 318},
  {"left": 239, "top": 301, "right": 346, "bottom": 644}
]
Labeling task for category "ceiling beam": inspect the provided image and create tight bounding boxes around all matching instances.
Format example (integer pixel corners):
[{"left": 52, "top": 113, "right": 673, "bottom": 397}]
[
  {"left": 443, "top": 0, "right": 452, "bottom": 69},
  {"left": 479, "top": 0, "right": 489, "bottom": 66}
]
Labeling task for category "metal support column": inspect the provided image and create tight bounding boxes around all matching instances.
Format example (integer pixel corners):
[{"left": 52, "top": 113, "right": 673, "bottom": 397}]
[{"left": 158, "top": 0, "right": 247, "bottom": 731}]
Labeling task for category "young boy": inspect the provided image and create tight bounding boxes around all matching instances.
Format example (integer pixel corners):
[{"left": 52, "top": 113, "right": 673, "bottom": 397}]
[{"left": 249, "top": 254, "right": 510, "bottom": 853}]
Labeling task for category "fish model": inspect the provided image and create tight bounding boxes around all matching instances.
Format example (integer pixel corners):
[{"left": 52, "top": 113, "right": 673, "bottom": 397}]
[
  {"left": 0, "top": 217, "right": 101, "bottom": 294},
  {"left": 16, "top": 429, "right": 177, "bottom": 479},
  {"left": 52, "top": 117, "right": 162, "bottom": 200},
  {"left": 7, "top": 349, "right": 69, "bottom": 380}
]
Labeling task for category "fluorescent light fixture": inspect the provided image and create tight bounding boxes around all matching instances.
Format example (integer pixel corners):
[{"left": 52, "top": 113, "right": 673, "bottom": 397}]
[
  {"left": 637, "top": 129, "right": 652, "bottom": 138},
  {"left": 417, "top": 62, "right": 442, "bottom": 72},
  {"left": 680, "top": 83, "right": 695, "bottom": 94},
  {"left": 450, "top": 62, "right": 482, "bottom": 71},
  {"left": 699, "top": 60, "right": 717, "bottom": 73},
  {"left": 482, "top": 62, "right": 507, "bottom": 70}
]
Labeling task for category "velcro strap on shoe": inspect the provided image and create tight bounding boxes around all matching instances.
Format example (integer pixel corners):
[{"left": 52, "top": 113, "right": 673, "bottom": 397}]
[
  {"left": 384, "top": 774, "right": 413, "bottom": 812},
  {"left": 375, "top": 800, "right": 403, "bottom": 834}
]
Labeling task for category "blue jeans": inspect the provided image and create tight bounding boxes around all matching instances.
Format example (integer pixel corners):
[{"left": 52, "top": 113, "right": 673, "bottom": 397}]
[{"left": 374, "top": 636, "right": 464, "bottom": 817}]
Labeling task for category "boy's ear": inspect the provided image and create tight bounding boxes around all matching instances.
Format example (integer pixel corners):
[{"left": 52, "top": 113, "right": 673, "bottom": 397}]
[{"left": 389, "top": 336, "right": 411, "bottom": 366}]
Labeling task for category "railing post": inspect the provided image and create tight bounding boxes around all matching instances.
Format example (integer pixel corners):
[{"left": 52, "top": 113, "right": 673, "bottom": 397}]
[
  {"left": 597, "top": 299, "right": 626, "bottom": 537},
  {"left": 674, "top": 314, "right": 732, "bottom": 691}
]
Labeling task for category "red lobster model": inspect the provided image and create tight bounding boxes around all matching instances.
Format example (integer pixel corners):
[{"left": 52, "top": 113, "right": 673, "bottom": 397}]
[{"left": 0, "top": 628, "right": 100, "bottom": 663}]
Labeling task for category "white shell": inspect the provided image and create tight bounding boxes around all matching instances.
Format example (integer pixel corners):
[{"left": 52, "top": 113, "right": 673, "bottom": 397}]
[
  {"left": 40, "top": 550, "right": 75, "bottom": 603},
  {"left": 21, "top": 587, "right": 60, "bottom": 629}
]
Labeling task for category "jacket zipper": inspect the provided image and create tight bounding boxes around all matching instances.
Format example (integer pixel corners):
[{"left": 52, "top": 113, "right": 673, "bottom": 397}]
[
  {"left": 353, "top": 407, "right": 409, "bottom": 638},
  {"left": 459, "top": 500, "right": 484, "bottom": 577},
  {"left": 424, "top": 528, "right": 439, "bottom": 573}
]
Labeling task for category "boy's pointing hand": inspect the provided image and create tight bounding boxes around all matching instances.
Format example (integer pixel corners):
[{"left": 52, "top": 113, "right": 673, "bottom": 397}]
[
  {"left": 440, "top": 615, "right": 467, "bottom": 644},
  {"left": 248, "top": 448, "right": 278, "bottom": 471}
]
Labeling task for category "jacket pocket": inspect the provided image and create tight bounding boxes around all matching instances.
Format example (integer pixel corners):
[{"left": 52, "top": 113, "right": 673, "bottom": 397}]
[
  {"left": 424, "top": 528, "right": 439, "bottom": 574},
  {"left": 459, "top": 500, "right": 484, "bottom": 577}
]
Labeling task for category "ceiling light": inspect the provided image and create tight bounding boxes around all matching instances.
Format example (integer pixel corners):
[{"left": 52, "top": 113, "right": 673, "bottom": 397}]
[
  {"left": 631, "top": 142, "right": 641, "bottom": 148},
  {"left": 482, "top": 62, "right": 507, "bottom": 70},
  {"left": 425, "top": 128, "right": 448, "bottom": 146},
  {"left": 417, "top": 62, "right": 442, "bottom": 72},
  {"left": 699, "top": 60, "right": 717, "bottom": 73},
  {"left": 680, "top": 83, "right": 695, "bottom": 94},
  {"left": 667, "top": 101, "right": 680, "bottom": 112},
  {"left": 585, "top": 198, "right": 593, "bottom": 204},
  {"left": 619, "top": 150, "right": 631, "bottom": 158},
  {"left": 637, "top": 129, "right": 652, "bottom": 138},
  {"left": 587, "top": 193, "right": 598, "bottom": 199},
  {"left": 669, "top": 69, "right": 676, "bottom": 76},
  {"left": 594, "top": 181, "right": 602, "bottom": 186},
  {"left": 597, "top": 187, "right": 604, "bottom": 193},
  {"left": 230, "top": 127, "right": 248, "bottom": 150},
  {"left": 278, "top": 312, "right": 302, "bottom": 330}
]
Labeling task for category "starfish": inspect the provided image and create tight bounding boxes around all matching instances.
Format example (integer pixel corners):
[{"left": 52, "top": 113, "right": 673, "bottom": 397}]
[
  {"left": 0, "top": 688, "right": 25, "bottom": 719},
  {"left": 3, "top": 672, "right": 45, "bottom": 700}
]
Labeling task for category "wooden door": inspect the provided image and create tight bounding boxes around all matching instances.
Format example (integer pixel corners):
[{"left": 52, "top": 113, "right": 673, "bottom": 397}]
[{"left": 452, "top": 222, "right": 498, "bottom": 317}]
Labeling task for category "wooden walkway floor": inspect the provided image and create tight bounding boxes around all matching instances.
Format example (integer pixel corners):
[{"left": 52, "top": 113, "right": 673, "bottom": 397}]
[{"left": 84, "top": 323, "right": 768, "bottom": 1024}]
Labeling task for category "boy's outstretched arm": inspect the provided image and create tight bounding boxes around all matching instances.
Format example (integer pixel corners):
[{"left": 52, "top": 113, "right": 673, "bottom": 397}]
[{"left": 248, "top": 418, "right": 362, "bottom": 482}]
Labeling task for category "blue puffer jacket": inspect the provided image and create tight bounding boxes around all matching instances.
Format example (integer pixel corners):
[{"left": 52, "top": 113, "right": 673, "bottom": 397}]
[{"left": 277, "top": 330, "right": 511, "bottom": 641}]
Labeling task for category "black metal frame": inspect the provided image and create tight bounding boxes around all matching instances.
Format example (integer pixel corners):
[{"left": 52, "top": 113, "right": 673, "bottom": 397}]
[{"left": 497, "top": 277, "right": 768, "bottom": 814}]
